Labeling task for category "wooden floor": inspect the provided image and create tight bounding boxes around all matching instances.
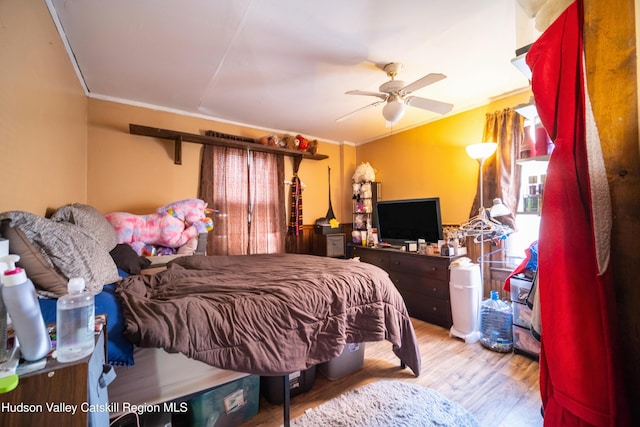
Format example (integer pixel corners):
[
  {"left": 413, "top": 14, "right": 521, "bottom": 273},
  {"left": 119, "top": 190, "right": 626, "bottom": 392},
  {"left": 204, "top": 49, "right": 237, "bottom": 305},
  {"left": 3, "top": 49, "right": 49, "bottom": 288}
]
[{"left": 242, "top": 318, "right": 542, "bottom": 427}]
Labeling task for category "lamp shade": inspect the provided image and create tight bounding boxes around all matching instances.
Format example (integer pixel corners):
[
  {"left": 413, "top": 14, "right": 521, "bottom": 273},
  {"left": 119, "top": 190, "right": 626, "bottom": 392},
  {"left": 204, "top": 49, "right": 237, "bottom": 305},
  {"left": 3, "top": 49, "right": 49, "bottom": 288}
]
[
  {"left": 382, "top": 98, "right": 405, "bottom": 124},
  {"left": 466, "top": 142, "right": 497, "bottom": 160},
  {"left": 490, "top": 198, "right": 511, "bottom": 218}
]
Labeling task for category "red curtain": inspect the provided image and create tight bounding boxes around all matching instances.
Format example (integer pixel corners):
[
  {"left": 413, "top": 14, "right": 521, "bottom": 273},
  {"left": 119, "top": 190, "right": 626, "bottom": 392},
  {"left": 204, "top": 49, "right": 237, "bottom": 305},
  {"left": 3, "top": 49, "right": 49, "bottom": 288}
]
[{"left": 527, "top": 1, "right": 629, "bottom": 425}]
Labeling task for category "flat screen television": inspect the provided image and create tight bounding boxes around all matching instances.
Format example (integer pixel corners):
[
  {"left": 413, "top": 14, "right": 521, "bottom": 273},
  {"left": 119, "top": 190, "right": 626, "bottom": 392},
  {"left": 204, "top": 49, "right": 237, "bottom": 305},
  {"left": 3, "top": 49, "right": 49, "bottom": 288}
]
[{"left": 375, "top": 197, "right": 443, "bottom": 245}]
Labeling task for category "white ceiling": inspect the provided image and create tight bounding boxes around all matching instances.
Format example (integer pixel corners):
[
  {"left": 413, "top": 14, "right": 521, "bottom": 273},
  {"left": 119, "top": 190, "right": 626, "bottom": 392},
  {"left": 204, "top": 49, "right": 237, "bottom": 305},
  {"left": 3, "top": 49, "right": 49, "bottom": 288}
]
[{"left": 48, "top": 0, "right": 531, "bottom": 145}]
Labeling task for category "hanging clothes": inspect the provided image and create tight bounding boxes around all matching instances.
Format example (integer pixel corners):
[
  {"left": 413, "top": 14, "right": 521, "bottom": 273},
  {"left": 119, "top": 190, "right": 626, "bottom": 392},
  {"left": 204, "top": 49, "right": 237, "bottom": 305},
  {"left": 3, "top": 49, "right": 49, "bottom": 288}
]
[
  {"left": 288, "top": 174, "right": 303, "bottom": 236},
  {"left": 526, "top": 1, "right": 629, "bottom": 426}
]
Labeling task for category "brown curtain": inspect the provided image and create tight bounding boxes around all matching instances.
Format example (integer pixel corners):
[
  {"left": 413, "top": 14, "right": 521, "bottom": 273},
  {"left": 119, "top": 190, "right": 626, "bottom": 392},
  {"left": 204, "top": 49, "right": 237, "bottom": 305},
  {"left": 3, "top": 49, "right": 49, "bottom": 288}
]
[
  {"left": 199, "top": 145, "right": 285, "bottom": 255},
  {"left": 469, "top": 108, "right": 523, "bottom": 230}
]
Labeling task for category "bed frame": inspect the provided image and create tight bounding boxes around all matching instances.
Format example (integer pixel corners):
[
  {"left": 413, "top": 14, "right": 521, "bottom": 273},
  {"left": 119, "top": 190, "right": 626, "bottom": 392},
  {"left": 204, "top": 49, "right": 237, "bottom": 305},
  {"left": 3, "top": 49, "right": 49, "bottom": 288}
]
[
  {"left": 109, "top": 347, "right": 298, "bottom": 426},
  {"left": 109, "top": 347, "right": 248, "bottom": 417}
]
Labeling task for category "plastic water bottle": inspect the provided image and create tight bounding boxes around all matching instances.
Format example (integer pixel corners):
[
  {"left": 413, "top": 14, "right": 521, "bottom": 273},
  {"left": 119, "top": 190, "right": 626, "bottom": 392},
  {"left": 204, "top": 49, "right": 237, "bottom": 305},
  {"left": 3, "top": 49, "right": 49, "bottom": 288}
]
[
  {"left": 56, "top": 278, "right": 95, "bottom": 363},
  {"left": 0, "top": 290, "right": 8, "bottom": 363},
  {"left": 479, "top": 290, "right": 513, "bottom": 353},
  {"left": 1, "top": 255, "right": 52, "bottom": 361},
  {"left": 0, "top": 241, "right": 8, "bottom": 362}
]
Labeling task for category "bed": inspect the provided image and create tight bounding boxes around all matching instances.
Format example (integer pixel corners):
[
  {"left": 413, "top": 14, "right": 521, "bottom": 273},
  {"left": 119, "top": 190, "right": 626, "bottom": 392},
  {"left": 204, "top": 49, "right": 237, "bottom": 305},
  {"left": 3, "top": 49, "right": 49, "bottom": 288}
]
[
  {"left": 116, "top": 253, "right": 421, "bottom": 376},
  {"left": 0, "top": 207, "right": 421, "bottom": 423}
]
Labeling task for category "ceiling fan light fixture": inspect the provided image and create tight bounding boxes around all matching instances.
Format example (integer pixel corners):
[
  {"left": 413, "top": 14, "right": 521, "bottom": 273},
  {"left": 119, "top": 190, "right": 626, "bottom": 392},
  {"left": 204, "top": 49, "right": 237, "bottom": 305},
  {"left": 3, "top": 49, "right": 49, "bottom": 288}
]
[{"left": 382, "top": 98, "right": 405, "bottom": 124}]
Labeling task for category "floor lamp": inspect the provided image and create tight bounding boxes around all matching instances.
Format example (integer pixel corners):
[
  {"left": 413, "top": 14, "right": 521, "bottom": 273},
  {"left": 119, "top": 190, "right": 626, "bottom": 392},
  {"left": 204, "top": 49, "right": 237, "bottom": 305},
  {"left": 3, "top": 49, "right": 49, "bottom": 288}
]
[{"left": 465, "top": 142, "right": 498, "bottom": 286}]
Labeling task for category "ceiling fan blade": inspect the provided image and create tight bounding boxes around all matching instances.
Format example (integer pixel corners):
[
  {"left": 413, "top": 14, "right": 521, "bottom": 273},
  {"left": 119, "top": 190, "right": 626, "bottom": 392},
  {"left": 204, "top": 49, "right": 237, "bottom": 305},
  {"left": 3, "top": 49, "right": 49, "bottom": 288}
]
[
  {"left": 336, "top": 100, "right": 385, "bottom": 123},
  {"left": 401, "top": 73, "right": 447, "bottom": 94},
  {"left": 405, "top": 96, "right": 453, "bottom": 115},
  {"left": 346, "top": 90, "right": 388, "bottom": 100}
]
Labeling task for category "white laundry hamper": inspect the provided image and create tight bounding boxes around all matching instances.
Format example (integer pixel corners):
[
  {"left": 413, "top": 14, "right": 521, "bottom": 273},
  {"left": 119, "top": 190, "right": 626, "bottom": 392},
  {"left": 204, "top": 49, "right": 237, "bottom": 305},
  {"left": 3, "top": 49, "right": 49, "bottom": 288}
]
[{"left": 449, "top": 262, "right": 482, "bottom": 343}]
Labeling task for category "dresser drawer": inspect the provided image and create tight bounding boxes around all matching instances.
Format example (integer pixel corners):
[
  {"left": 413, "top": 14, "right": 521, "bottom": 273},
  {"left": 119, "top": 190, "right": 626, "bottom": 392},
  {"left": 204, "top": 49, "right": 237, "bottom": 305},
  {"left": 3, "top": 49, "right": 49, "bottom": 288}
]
[
  {"left": 349, "top": 246, "right": 456, "bottom": 329},
  {"left": 389, "top": 271, "right": 449, "bottom": 300},
  {"left": 400, "top": 288, "right": 452, "bottom": 328},
  {"left": 352, "top": 246, "right": 389, "bottom": 270},
  {"left": 326, "top": 234, "right": 345, "bottom": 257},
  {"left": 388, "top": 253, "right": 447, "bottom": 281}
]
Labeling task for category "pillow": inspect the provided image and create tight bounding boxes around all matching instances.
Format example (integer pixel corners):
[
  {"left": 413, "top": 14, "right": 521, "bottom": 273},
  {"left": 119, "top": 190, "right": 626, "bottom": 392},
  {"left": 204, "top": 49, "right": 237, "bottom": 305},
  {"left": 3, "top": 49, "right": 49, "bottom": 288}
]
[
  {"left": 0, "top": 211, "right": 121, "bottom": 296},
  {"left": 50, "top": 203, "right": 118, "bottom": 251},
  {"left": 0, "top": 218, "right": 67, "bottom": 297},
  {"left": 109, "top": 244, "right": 151, "bottom": 275},
  {"left": 177, "top": 236, "right": 198, "bottom": 255}
]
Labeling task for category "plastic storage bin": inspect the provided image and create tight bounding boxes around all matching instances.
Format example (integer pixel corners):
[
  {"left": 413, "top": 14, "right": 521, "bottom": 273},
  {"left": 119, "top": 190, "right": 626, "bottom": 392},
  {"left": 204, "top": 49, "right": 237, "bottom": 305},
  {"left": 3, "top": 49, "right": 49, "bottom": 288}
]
[
  {"left": 510, "top": 277, "right": 533, "bottom": 304},
  {"left": 260, "top": 366, "right": 316, "bottom": 405},
  {"left": 319, "top": 343, "right": 365, "bottom": 380},
  {"left": 513, "top": 324, "right": 540, "bottom": 358},
  {"left": 449, "top": 262, "right": 482, "bottom": 343},
  {"left": 189, "top": 374, "right": 260, "bottom": 427},
  {"left": 512, "top": 302, "right": 533, "bottom": 328}
]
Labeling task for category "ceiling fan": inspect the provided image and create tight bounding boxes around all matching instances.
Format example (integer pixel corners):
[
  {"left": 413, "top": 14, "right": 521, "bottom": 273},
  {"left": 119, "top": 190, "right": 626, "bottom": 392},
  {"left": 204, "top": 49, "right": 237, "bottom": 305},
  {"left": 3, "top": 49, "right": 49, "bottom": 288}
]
[{"left": 337, "top": 63, "right": 454, "bottom": 125}]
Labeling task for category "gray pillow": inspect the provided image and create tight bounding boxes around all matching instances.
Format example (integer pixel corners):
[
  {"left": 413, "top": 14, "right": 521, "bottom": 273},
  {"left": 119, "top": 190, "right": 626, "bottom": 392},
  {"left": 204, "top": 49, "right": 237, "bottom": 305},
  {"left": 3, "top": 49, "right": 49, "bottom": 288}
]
[
  {"left": 0, "top": 211, "right": 120, "bottom": 295},
  {"left": 50, "top": 203, "right": 118, "bottom": 251},
  {"left": 0, "top": 218, "right": 67, "bottom": 297}
]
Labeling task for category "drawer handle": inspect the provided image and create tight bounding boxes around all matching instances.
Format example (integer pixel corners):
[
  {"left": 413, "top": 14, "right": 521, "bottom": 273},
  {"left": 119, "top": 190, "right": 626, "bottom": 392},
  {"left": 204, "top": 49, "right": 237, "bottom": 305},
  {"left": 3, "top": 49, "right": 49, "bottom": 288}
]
[
  {"left": 432, "top": 307, "right": 438, "bottom": 311},
  {"left": 431, "top": 267, "right": 437, "bottom": 272},
  {"left": 432, "top": 287, "right": 438, "bottom": 293}
]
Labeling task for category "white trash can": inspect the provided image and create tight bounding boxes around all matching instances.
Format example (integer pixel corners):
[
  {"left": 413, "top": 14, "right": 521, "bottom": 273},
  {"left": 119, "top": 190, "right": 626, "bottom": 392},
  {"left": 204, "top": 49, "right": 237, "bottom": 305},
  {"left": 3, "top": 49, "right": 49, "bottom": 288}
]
[{"left": 449, "top": 262, "right": 482, "bottom": 343}]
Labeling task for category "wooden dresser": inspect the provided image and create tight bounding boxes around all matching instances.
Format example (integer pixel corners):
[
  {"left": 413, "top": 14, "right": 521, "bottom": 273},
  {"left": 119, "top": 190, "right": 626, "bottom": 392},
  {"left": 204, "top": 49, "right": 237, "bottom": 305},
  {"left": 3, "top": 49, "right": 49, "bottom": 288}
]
[
  {"left": 0, "top": 328, "right": 108, "bottom": 426},
  {"left": 351, "top": 245, "right": 461, "bottom": 328},
  {"left": 311, "top": 233, "right": 346, "bottom": 258}
]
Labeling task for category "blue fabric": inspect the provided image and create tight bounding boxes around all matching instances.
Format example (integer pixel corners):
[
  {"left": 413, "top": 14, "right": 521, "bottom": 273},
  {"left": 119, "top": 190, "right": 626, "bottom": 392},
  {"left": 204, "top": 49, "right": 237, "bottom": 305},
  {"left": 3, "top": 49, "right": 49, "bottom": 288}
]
[
  {"left": 525, "top": 241, "right": 538, "bottom": 271},
  {"left": 39, "top": 271, "right": 135, "bottom": 366}
]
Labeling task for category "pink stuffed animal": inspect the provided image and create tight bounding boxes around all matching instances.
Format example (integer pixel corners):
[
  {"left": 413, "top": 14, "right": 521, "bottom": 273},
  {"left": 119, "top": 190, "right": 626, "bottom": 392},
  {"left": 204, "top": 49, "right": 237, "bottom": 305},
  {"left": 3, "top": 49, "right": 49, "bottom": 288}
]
[{"left": 105, "top": 199, "right": 213, "bottom": 255}]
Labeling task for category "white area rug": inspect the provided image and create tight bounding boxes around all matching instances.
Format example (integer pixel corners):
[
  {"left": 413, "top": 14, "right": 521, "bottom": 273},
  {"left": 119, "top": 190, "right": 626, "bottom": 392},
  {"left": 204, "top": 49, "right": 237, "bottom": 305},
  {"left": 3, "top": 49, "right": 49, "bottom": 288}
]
[{"left": 291, "top": 380, "right": 479, "bottom": 427}]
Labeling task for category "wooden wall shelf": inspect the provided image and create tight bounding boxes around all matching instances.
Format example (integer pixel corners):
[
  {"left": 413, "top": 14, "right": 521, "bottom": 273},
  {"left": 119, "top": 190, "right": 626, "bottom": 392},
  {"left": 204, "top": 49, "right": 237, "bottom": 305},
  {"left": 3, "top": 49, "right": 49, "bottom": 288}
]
[{"left": 129, "top": 124, "right": 328, "bottom": 169}]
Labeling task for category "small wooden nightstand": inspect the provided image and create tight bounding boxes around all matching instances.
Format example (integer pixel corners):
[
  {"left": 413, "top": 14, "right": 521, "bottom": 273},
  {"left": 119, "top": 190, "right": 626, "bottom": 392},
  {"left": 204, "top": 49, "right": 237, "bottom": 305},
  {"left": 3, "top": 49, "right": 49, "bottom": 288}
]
[
  {"left": 311, "top": 233, "right": 346, "bottom": 258},
  {"left": 0, "top": 327, "right": 109, "bottom": 426}
]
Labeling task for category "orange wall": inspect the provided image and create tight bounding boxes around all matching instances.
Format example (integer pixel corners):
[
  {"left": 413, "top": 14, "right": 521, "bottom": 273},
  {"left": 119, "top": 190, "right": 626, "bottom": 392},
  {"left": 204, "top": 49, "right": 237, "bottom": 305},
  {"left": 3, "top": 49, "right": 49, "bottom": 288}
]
[
  {"left": 355, "top": 92, "right": 532, "bottom": 224},
  {"left": 87, "top": 99, "right": 348, "bottom": 222},
  {"left": 1, "top": 0, "right": 531, "bottom": 229},
  {"left": 0, "top": 0, "right": 87, "bottom": 215}
]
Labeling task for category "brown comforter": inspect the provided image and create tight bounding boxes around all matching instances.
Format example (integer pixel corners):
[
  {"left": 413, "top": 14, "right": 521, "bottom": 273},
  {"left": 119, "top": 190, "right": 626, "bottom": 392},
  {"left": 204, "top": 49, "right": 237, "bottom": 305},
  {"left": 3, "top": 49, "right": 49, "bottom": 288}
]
[{"left": 116, "top": 253, "right": 421, "bottom": 376}]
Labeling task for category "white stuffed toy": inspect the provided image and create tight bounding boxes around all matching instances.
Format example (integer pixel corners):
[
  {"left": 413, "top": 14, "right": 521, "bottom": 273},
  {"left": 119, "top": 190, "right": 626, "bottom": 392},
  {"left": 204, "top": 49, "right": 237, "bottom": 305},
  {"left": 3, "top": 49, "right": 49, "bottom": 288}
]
[
  {"left": 517, "top": 0, "right": 574, "bottom": 32},
  {"left": 352, "top": 162, "right": 376, "bottom": 183}
]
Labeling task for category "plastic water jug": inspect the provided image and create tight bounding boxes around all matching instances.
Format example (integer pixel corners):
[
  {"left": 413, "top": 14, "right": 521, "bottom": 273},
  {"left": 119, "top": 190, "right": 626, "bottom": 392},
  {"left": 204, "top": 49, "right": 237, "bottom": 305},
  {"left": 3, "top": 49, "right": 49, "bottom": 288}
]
[{"left": 479, "top": 290, "right": 513, "bottom": 353}]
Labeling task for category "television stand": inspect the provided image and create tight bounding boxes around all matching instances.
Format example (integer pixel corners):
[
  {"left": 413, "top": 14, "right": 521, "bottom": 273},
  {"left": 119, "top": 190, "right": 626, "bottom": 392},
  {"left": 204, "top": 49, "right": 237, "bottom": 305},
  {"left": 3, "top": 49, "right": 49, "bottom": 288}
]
[{"left": 350, "top": 245, "right": 461, "bottom": 328}]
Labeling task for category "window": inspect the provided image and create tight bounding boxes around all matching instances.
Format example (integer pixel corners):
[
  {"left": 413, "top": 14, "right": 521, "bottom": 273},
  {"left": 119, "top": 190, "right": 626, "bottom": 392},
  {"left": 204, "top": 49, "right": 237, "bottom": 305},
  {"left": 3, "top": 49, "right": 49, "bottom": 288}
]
[
  {"left": 199, "top": 145, "right": 285, "bottom": 255},
  {"left": 505, "top": 109, "right": 549, "bottom": 264}
]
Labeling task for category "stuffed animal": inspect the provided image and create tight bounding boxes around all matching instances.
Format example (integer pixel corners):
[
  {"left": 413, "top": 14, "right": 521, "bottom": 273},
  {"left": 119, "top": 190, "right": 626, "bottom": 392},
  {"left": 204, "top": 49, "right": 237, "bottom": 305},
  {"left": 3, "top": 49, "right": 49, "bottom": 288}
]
[
  {"left": 352, "top": 162, "right": 376, "bottom": 183},
  {"left": 257, "top": 135, "right": 280, "bottom": 146},
  {"left": 282, "top": 135, "right": 298, "bottom": 150},
  {"left": 296, "top": 134, "right": 310, "bottom": 151},
  {"left": 105, "top": 199, "right": 214, "bottom": 255},
  {"left": 306, "top": 139, "right": 318, "bottom": 155}
]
